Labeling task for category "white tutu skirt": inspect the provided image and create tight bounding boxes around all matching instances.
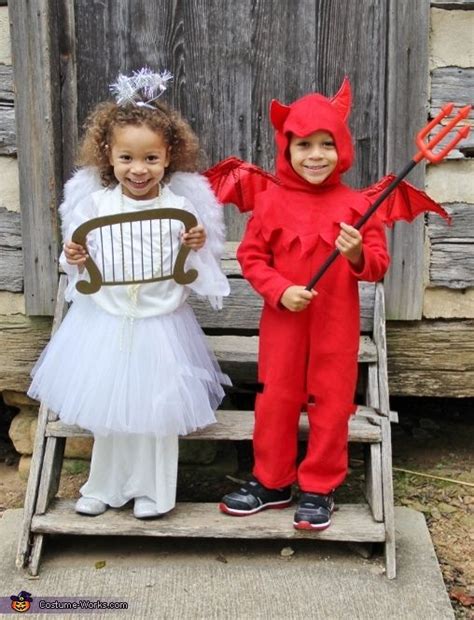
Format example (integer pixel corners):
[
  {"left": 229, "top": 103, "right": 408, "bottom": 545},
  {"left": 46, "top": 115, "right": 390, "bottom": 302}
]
[{"left": 28, "top": 296, "right": 230, "bottom": 437}]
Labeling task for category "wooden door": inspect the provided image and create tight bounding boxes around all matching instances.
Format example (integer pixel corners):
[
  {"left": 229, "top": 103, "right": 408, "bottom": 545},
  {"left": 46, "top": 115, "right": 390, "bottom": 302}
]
[{"left": 10, "top": 0, "right": 429, "bottom": 317}]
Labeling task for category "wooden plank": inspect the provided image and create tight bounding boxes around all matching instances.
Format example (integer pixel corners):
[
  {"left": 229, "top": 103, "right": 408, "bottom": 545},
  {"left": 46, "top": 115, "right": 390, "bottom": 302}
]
[
  {"left": 221, "top": 242, "right": 241, "bottom": 276},
  {"left": 28, "top": 534, "right": 44, "bottom": 577},
  {"left": 386, "top": 320, "right": 474, "bottom": 396},
  {"left": 0, "top": 64, "right": 15, "bottom": 154},
  {"left": 428, "top": 204, "right": 474, "bottom": 287},
  {"left": 190, "top": 280, "right": 375, "bottom": 333},
  {"left": 428, "top": 204, "right": 474, "bottom": 241},
  {"left": 314, "top": 0, "right": 388, "bottom": 190},
  {"left": 16, "top": 276, "right": 67, "bottom": 569},
  {"left": 0, "top": 61, "right": 14, "bottom": 98},
  {"left": 384, "top": 0, "right": 429, "bottom": 320},
  {"left": 210, "top": 334, "right": 377, "bottom": 380},
  {"left": 250, "top": 0, "right": 387, "bottom": 191},
  {"left": 373, "top": 283, "right": 390, "bottom": 415},
  {"left": 181, "top": 0, "right": 252, "bottom": 241},
  {"left": 250, "top": 0, "right": 317, "bottom": 174},
  {"left": 0, "top": 207, "right": 22, "bottom": 291},
  {"left": 208, "top": 333, "right": 377, "bottom": 365},
  {"left": 0, "top": 314, "right": 51, "bottom": 392},
  {"left": 365, "top": 443, "right": 384, "bottom": 522},
  {"left": 9, "top": 0, "right": 62, "bottom": 315},
  {"left": 31, "top": 499, "right": 386, "bottom": 542},
  {"left": 0, "top": 322, "right": 375, "bottom": 393},
  {"left": 190, "top": 279, "right": 262, "bottom": 332},
  {"left": 431, "top": 67, "right": 474, "bottom": 117},
  {"left": 381, "top": 417, "right": 396, "bottom": 579},
  {"left": 0, "top": 108, "right": 16, "bottom": 155},
  {"left": 35, "top": 437, "right": 65, "bottom": 514},
  {"left": 428, "top": 128, "right": 474, "bottom": 160},
  {"left": 428, "top": 69, "right": 473, "bottom": 162},
  {"left": 431, "top": 0, "right": 474, "bottom": 7},
  {"left": 429, "top": 242, "right": 474, "bottom": 288},
  {"left": 57, "top": 0, "right": 78, "bottom": 179},
  {"left": 46, "top": 407, "right": 383, "bottom": 443}
]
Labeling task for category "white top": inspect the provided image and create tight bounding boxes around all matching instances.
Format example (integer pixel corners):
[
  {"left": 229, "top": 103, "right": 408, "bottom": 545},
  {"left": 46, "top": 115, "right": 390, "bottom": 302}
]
[{"left": 60, "top": 183, "right": 230, "bottom": 318}]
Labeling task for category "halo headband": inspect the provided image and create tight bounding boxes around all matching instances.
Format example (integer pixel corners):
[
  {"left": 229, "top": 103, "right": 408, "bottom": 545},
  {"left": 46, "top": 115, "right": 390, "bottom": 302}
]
[{"left": 109, "top": 67, "right": 173, "bottom": 109}]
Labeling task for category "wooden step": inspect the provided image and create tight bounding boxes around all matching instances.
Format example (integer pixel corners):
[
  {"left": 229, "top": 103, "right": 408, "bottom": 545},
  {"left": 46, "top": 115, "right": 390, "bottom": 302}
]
[
  {"left": 192, "top": 250, "right": 377, "bottom": 334},
  {"left": 46, "top": 408, "right": 382, "bottom": 442},
  {"left": 31, "top": 499, "right": 386, "bottom": 543},
  {"left": 191, "top": 281, "right": 376, "bottom": 333},
  {"left": 208, "top": 334, "right": 377, "bottom": 365}
]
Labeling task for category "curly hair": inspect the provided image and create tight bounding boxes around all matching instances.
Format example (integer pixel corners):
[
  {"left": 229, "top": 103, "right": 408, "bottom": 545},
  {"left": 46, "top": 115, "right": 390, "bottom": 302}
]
[{"left": 77, "top": 101, "right": 201, "bottom": 186}]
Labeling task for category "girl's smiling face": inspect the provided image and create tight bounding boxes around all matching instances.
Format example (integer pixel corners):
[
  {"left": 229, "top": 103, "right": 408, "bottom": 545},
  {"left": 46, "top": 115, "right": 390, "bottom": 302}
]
[
  {"left": 108, "top": 124, "right": 170, "bottom": 200},
  {"left": 288, "top": 130, "right": 338, "bottom": 185}
]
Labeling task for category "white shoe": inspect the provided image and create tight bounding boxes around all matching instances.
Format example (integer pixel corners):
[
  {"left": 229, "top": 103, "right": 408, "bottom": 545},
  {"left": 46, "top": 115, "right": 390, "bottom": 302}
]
[
  {"left": 133, "top": 496, "right": 163, "bottom": 519},
  {"left": 75, "top": 496, "right": 108, "bottom": 516}
]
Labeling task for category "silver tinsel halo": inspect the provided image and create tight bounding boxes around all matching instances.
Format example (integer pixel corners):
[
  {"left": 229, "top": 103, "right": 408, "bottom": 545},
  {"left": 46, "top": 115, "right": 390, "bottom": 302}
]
[{"left": 109, "top": 68, "right": 173, "bottom": 108}]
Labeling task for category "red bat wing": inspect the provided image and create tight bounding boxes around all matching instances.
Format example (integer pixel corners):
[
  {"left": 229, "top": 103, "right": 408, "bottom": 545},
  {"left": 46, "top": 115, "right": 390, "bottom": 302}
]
[
  {"left": 203, "top": 156, "right": 280, "bottom": 213},
  {"left": 359, "top": 175, "right": 451, "bottom": 226}
]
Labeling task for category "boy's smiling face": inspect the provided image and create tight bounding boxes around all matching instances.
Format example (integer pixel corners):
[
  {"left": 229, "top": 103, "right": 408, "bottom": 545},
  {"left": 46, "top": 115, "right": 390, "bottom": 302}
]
[{"left": 289, "top": 130, "right": 338, "bottom": 185}]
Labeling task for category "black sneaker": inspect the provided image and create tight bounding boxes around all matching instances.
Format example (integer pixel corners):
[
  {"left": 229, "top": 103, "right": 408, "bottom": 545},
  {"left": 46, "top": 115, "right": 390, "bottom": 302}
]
[
  {"left": 293, "top": 492, "right": 335, "bottom": 530},
  {"left": 219, "top": 479, "right": 293, "bottom": 516}
]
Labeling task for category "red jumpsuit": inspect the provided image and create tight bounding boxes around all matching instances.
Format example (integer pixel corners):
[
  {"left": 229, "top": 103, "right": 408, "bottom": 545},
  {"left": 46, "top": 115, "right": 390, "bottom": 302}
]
[{"left": 237, "top": 86, "right": 390, "bottom": 494}]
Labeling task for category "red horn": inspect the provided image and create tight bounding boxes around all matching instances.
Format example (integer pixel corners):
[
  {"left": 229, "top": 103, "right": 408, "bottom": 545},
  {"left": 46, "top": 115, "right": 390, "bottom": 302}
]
[
  {"left": 270, "top": 99, "right": 291, "bottom": 131},
  {"left": 330, "top": 77, "right": 352, "bottom": 122}
]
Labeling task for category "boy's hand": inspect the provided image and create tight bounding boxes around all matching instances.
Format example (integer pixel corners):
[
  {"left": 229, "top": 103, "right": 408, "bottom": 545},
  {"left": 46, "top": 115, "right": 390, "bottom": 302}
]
[
  {"left": 280, "top": 286, "right": 317, "bottom": 312},
  {"left": 336, "top": 222, "right": 363, "bottom": 267},
  {"left": 63, "top": 240, "right": 88, "bottom": 266},
  {"left": 182, "top": 225, "right": 206, "bottom": 251}
]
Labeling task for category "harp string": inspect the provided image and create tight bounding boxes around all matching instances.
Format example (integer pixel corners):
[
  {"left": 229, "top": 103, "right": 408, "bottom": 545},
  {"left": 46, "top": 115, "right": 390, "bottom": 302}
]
[{"left": 93, "top": 216, "right": 185, "bottom": 284}]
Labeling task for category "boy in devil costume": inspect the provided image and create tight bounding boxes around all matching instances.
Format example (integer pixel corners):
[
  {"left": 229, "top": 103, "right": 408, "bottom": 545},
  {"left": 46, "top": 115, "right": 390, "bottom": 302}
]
[{"left": 219, "top": 79, "right": 390, "bottom": 530}]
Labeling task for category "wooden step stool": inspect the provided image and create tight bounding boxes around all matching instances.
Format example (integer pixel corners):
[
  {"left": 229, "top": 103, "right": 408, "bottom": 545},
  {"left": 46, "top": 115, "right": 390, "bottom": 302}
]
[{"left": 17, "top": 243, "right": 396, "bottom": 578}]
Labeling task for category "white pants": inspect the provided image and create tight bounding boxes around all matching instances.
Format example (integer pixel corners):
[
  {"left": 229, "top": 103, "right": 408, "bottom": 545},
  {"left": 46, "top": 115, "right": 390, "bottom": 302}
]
[{"left": 80, "top": 433, "right": 179, "bottom": 513}]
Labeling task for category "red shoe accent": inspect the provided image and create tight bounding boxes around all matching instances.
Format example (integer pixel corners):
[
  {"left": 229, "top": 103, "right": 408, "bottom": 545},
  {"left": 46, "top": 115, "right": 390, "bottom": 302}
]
[{"left": 293, "top": 519, "right": 331, "bottom": 531}]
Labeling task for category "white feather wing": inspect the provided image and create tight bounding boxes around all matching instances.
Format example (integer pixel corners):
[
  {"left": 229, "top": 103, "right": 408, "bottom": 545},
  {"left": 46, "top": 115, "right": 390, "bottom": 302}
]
[
  {"left": 59, "top": 167, "right": 102, "bottom": 240},
  {"left": 168, "top": 172, "right": 226, "bottom": 262}
]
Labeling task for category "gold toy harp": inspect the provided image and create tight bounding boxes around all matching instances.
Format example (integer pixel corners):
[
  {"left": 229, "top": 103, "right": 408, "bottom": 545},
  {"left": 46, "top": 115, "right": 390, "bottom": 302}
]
[{"left": 71, "top": 208, "right": 199, "bottom": 295}]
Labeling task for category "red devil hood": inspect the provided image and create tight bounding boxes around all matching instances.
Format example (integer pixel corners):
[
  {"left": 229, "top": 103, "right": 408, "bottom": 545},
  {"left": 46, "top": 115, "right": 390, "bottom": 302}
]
[{"left": 270, "top": 78, "right": 354, "bottom": 192}]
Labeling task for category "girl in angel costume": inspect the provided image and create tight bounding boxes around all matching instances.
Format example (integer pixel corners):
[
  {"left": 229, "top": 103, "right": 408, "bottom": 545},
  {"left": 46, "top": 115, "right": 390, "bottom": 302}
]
[{"left": 28, "top": 69, "right": 230, "bottom": 519}]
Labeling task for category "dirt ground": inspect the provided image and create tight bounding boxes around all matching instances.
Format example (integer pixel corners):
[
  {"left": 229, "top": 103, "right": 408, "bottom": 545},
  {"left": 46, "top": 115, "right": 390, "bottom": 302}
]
[{"left": 0, "top": 396, "right": 472, "bottom": 618}]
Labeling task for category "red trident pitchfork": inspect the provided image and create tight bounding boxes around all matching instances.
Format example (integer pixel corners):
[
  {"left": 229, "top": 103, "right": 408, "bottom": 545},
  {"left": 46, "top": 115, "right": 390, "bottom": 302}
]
[{"left": 305, "top": 104, "right": 472, "bottom": 291}]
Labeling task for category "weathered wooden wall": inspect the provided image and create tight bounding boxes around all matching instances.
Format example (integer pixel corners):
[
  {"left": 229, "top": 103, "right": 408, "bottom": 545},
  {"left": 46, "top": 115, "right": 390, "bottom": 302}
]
[
  {"left": 383, "top": 0, "right": 430, "bottom": 321},
  {"left": 3, "top": 0, "right": 438, "bottom": 319},
  {"left": 1, "top": 0, "right": 473, "bottom": 398},
  {"left": 9, "top": 0, "right": 63, "bottom": 315},
  {"left": 73, "top": 0, "right": 389, "bottom": 241}
]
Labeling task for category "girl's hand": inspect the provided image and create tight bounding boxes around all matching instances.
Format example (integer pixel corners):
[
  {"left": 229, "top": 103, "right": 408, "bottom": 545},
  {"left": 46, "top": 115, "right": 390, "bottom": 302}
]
[
  {"left": 182, "top": 225, "right": 206, "bottom": 251},
  {"left": 280, "top": 285, "right": 317, "bottom": 312},
  {"left": 336, "top": 222, "right": 363, "bottom": 266},
  {"left": 63, "top": 240, "right": 88, "bottom": 266}
]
